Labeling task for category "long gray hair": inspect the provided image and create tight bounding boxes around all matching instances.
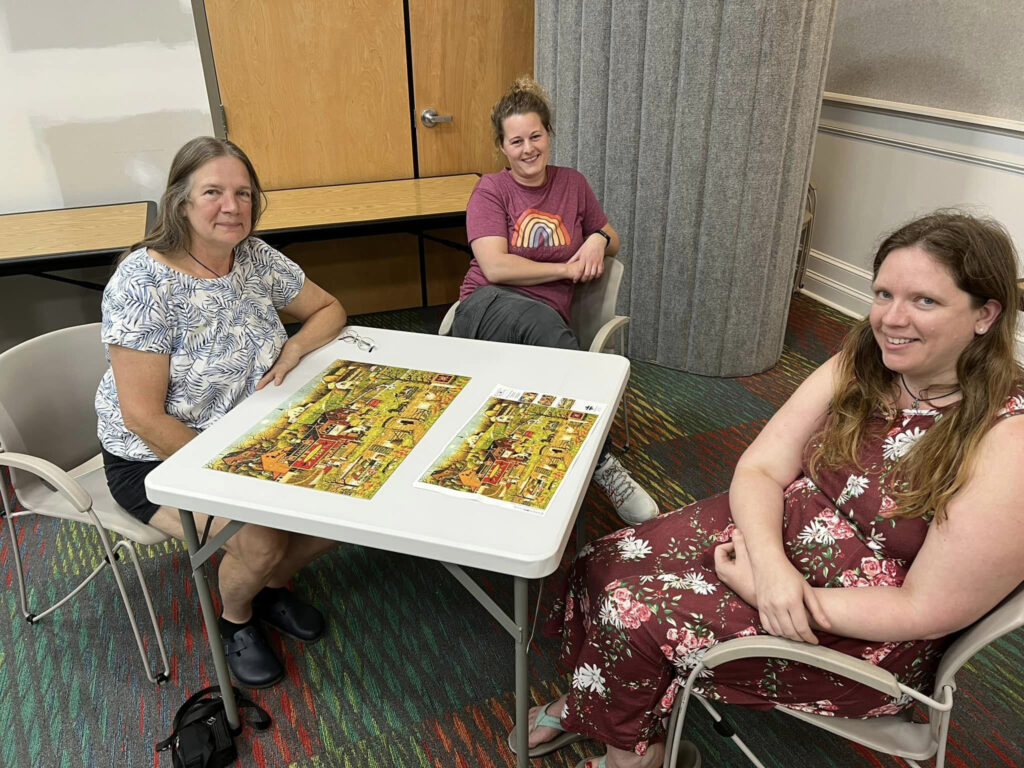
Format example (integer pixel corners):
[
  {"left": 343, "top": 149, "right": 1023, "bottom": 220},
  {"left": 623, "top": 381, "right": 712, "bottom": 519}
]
[{"left": 126, "top": 136, "right": 265, "bottom": 258}]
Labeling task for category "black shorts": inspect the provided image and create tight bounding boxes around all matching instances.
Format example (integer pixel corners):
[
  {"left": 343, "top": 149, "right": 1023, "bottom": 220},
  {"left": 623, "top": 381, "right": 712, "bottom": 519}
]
[{"left": 101, "top": 449, "right": 162, "bottom": 524}]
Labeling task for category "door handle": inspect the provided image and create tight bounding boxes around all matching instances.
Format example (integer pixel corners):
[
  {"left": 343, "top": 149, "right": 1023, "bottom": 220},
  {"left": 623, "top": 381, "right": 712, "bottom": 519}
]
[{"left": 421, "top": 109, "right": 453, "bottom": 128}]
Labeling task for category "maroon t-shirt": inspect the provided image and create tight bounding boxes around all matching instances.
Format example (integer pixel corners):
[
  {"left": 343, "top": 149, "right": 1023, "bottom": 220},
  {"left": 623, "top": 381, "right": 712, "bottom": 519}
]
[{"left": 460, "top": 166, "right": 608, "bottom": 323}]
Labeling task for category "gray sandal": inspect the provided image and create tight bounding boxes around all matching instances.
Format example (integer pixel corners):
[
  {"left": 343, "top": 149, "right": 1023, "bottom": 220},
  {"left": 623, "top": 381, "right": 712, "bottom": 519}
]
[{"left": 507, "top": 700, "right": 586, "bottom": 757}]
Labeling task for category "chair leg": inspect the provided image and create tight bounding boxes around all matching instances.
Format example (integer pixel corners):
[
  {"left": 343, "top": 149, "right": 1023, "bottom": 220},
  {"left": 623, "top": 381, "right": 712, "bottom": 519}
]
[
  {"left": 693, "top": 695, "right": 767, "bottom": 768},
  {"left": 89, "top": 510, "right": 169, "bottom": 685},
  {"left": 1, "top": 503, "right": 32, "bottom": 620},
  {"left": 0, "top": 480, "right": 169, "bottom": 684},
  {"left": 665, "top": 677, "right": 698, "bottom": 768},
  {"left": 22, "top": 550, "right": 113, "bottom": 622},
  {"left": 622, "top": 391, "right": 632, "bottom": 452},
  {"left": 667, "top": 670, "right": 768, "bottom": 768},
  {"left": 932, "top": 708, "right": 953, "bottom": 768},
  {"left": 612, "top": 324, "right": 632, "bottom": 453},
  {"left": 113, "top": 539, "right": 171, "bottom": 683}
]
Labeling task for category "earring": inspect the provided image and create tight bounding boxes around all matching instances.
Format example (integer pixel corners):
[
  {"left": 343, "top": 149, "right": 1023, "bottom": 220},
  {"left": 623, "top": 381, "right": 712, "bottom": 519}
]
[{"left": 976, "top": 326, "right": 987, "bottom": 334}]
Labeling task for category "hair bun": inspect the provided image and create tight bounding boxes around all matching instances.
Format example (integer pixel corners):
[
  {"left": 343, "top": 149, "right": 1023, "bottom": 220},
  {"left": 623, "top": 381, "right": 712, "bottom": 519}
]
[{"left": 490, "top": 76, "right": 554, "bottom": 148}]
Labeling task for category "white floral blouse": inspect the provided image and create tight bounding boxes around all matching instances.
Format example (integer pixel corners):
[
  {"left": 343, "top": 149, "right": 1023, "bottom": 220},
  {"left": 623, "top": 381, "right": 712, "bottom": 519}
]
[{"left": 95, "top": 237, "right": 304, "bottom": 461}]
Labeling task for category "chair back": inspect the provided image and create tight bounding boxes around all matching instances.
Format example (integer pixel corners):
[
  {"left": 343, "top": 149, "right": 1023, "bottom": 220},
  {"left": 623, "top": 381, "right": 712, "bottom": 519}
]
[
  {"left": 570, "top": 256, "right": 624, "bottom": 351},
  {"left": 934, "top": 582, "right": 1024, "bottom": 693},
  {"left": 0, "top": 324, "right": 108, "bottom": 486}
]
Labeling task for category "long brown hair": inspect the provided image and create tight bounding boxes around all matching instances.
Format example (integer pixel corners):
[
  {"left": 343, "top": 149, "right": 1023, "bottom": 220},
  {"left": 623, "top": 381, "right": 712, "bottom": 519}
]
[
  {"left": 126, "top": 136, "right": 265, "bottom": 259},
  {"left": 490, "top": 76, "right": 554, "bottom": 150},
  {"left": 809, "top": 210, "right": 1023, "bottom": 523}
]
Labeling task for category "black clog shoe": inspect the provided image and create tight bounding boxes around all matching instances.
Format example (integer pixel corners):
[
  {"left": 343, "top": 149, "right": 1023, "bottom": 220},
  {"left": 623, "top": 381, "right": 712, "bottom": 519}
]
[
  {"left": 221, "top": 623, "right": 285, "bottom": 689},
  {"left": 253, "top": 588, "right": 326, "bottom": 642}
]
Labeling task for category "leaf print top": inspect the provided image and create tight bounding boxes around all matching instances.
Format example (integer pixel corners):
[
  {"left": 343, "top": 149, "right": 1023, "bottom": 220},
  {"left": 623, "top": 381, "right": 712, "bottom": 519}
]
[{"left": 95, "top": 238, "right": 305, "bottom": 461}]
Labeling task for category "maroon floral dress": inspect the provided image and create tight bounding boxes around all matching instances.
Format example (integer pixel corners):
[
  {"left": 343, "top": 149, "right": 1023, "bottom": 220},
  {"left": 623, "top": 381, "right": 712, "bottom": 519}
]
[{"left": 546, "top": 392, "right": 1024, "bottom": 756}]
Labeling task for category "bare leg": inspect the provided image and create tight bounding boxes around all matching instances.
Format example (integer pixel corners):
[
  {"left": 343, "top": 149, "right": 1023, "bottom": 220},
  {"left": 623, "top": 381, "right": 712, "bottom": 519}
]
[
  {"left": 523, "top": 693, "right": 569, "bottom": 749},
  {"left": 148, "top": 506, "right": 324, "bottom": 623},
  {"left": 605, "top": 742, "right": 664, "bottom": 768},
  {"left": 265, "top": 533, "right": 338, "bottom": 588},
  {"left": 524, "top": 693, "right": 666, "bottom": 768},
  {"left": 215, "top": 525, "right": 288, "bottom": 622}
]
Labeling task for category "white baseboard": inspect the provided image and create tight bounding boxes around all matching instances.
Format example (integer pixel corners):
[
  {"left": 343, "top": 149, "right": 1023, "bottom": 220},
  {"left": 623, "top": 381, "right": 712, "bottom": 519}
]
[{"left": 798, "top": 249, "right": 872, "bottom": 318}]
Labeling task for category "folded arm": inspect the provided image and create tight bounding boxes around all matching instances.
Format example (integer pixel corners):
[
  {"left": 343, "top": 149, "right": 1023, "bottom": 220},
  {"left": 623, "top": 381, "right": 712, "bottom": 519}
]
[
  {"left": 809, "top": 413, "right": 1024, "bottom": 643},
  {"left": 726, "top": 356, "right": 840, "bottom": 643},
  {"left": 567, "top": 223, "right": 620, "bottom": 282},
  {"left": 471, "top": 236, "right": 583, "bottom": 285}
]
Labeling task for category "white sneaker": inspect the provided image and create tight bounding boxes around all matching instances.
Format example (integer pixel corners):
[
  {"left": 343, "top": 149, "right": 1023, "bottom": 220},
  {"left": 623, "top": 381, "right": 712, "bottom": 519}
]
[{"left": 591, "top": 454, "right": 658, "bottom": 524}]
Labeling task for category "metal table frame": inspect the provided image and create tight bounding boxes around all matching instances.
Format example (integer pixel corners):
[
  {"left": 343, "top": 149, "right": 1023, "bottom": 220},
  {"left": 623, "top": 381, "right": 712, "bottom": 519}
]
[{"left": 147, "top": 328, "right": 628, "bottom": 768}]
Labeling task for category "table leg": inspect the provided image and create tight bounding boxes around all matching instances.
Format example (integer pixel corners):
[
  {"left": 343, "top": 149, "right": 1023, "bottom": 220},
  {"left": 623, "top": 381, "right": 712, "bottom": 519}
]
[
  {"left": 514, "top": 576, "right": 529, "bottom": 768},
  {"left": 178, "top": 509, "right": 240, "bottom": 729}
]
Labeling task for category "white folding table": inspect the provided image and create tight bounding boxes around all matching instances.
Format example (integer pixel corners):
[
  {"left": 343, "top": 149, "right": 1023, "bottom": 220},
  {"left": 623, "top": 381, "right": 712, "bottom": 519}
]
[{"left": 145, "top": 326, "right": 629, "bottom": 768}]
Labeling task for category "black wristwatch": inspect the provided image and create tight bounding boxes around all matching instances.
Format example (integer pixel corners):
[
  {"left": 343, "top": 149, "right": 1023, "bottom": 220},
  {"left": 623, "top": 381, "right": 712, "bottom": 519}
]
[{"left": 593, "top": 229, "right": 611, "bottom": 244}]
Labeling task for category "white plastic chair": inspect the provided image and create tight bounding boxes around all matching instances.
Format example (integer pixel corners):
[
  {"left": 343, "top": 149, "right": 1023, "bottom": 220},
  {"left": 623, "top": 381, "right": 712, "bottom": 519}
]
[
  {"left": 663, "top": 582, "right": 1024, "bottom": 768},
  {"left": 439, "top": 255, "right": 633, "bottom": 448},
  {"left": 0, "top": 323, "right": 170, "bottom": 684}
]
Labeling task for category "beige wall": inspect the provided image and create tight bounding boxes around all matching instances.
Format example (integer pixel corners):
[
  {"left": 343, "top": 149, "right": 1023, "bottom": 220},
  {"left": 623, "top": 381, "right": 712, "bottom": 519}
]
[{"left": 803, "top": 2, "right": 1024, "bottom": 359}]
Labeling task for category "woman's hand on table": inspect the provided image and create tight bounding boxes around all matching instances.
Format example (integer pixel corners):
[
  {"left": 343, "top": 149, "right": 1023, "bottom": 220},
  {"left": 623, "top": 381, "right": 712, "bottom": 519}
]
[
  {"left": 256, "top": 343, "right": 302, "bottom": 390},
  {"left": 566, "top": 234, "right": 607, "bottom": 282}
]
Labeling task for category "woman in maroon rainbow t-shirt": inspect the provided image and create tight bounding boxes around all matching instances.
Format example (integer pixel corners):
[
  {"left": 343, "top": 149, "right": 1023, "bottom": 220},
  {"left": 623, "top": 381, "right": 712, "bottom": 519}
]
[{"left": 451, "top": 76, "right": 658, "bottom": 527}]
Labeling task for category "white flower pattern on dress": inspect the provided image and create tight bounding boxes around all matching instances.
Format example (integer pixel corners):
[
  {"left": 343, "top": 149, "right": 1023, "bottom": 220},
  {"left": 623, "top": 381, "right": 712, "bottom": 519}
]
[
  {"left": 680, "top": 571, "right": 717, "bottom": 595},
  {"left": 655, "top": 571, "right": 716, "bottom": 595},
  {"left": 575, "top": 543, "right": 595, "bottom": 559},
  {"left": 797, "top": 518, "right": 835, "bottom": 546},
  {"left": 835, "top": 474, "right": 869, "bottom": 506},
  {"left": 866, "top": 530, "right": 887, "bottom": 551},
  {"left": 616, "top": 536, "right": 653, "bottom": 560},
  {"left": 598, "top": 596, "right": 626, "bottom": 629},
  {"left": 882, "top": 426, "right": 926, "bottom": 461},
  {"left": 572, "top": 663, "right": 607, "bottom": 695}
]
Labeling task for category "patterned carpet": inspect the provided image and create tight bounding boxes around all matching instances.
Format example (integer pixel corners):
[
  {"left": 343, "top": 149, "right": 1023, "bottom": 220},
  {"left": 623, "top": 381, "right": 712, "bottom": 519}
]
[{"left": 1, "top": 294, "right": 1021, "bottom": 768}]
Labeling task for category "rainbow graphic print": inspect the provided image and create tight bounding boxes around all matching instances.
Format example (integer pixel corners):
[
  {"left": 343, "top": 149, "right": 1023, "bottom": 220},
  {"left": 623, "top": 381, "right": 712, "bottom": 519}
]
[{"left": 511, "top": 208, "right": 570, "bottom": 248}]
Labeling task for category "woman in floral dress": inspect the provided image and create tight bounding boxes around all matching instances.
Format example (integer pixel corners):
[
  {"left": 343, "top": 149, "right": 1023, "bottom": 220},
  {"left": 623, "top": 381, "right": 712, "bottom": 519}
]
[{"left": 508, "top": 211, "right": 1024, "bottom": 768}]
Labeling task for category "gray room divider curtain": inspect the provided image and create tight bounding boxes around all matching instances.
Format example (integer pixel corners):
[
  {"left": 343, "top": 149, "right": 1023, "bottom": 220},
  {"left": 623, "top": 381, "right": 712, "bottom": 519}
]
[{"left": 535, "top": 0, "right": 836, "bottom": 375}]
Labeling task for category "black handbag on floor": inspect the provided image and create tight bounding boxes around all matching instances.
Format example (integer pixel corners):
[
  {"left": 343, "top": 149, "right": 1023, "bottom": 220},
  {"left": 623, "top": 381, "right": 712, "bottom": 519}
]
[{"left": 156, "top": 685, "right": 271, "bottom": 768}]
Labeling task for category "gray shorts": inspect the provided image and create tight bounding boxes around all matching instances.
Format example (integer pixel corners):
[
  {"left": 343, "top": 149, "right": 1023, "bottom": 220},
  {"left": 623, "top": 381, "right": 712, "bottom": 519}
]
[{"left": 452, "top": 286, "right": 580, "bottom": 350}]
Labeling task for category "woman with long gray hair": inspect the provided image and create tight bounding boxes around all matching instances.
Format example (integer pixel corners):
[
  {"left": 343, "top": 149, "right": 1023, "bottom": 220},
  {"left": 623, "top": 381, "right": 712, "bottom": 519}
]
[{"left": 96, "top": 136, "right": 346, "bottom": 688}]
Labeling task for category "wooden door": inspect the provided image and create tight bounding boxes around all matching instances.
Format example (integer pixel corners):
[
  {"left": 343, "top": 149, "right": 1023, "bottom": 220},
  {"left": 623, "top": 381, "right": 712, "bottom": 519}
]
[
  {"left": 204, "top": 0, "right": 414, "bottom": 189},
  {"left": 408, "top": 0, "right": 534, "bottom": 177}
]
